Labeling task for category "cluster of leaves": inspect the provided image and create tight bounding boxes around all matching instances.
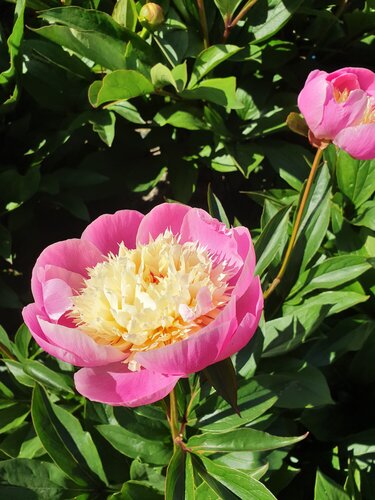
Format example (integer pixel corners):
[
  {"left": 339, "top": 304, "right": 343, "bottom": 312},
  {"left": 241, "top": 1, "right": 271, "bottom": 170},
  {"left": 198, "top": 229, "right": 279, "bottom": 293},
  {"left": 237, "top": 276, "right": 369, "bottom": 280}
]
[{"left": 0, "top": 0, "right": 374, "bottom": 498}]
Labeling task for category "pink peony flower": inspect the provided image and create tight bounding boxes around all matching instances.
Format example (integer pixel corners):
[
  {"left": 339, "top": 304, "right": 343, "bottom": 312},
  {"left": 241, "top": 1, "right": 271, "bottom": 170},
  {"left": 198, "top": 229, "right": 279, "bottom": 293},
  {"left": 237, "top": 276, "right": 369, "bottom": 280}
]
[
  {"left": 298, "top": 67, "right": 375, "bottom": 159},
  {"left": 23, "top": 204, "right": 263, "bottom": 407}
]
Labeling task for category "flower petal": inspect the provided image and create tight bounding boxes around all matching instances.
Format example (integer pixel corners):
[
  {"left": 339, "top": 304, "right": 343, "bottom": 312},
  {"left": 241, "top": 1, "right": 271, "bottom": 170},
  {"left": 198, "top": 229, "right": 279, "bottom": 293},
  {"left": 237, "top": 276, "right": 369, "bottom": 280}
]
[
  {"left": 136, "top": 203, "right": 190, "bottom": 244},
  {"left": 217, "top": 279, "right": 263, "bottom": 361},
  {"left": 136, "top": 298, "right": 238, "bottom": 376},
  {"left": 81, "top": 210, "right": 144, "bottom": 254},
  {"left": 74, "top": 364, "right": 179, "bottom": 406},
  {"left": 317, "top": 89, "right": 368, "bottom": 139},
  {"left": 334, "top": 123, "right": 375, "bottom": 160},
  {"left": 327, "top": 67, "right": 375, "bottom": 97},
  {"left": 31, "top": 239, "right": 103, "bottom": 309},
  {"left": 180, "top": 208, "right": 243, "bottom": 276},
  {"left": 298, "top": 70, "right": 329, "bottom": 133},
  {"left": 35, "top": 314, "right": 126, "bottom": 367},
  {"left": 23, "top": 303, "right": 115, "bottom": 366},
  {"left": 42, "top": 279, "right": 74, "bottom": 321}
]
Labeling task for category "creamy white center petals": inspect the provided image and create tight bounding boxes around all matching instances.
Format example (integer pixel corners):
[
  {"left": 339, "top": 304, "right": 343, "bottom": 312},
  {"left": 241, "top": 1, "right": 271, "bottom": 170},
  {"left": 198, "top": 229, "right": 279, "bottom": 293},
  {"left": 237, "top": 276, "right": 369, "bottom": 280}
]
[{"left": 70, "top": 231, "right": 231, "bottom": 356}]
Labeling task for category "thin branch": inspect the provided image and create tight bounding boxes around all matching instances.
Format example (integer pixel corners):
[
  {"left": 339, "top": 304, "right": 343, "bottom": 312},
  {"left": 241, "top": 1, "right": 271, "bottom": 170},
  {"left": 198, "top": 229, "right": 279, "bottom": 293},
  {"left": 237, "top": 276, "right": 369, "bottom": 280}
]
[
  {"left": 263, "top": 147, "right": 324, "bottom": 300},
  {"left": 196, "top": 0, "right": 210, "bottom": 48},
  {"left": 223, "top": 0, "right": 258, "bottom": 42}
]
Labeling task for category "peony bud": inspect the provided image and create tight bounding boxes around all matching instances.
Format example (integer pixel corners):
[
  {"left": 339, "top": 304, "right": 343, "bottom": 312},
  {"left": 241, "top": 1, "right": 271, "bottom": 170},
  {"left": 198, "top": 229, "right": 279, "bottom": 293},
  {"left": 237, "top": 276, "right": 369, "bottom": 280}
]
[{"left": 139, "top": 3, "right": 164, "bottom": 31}]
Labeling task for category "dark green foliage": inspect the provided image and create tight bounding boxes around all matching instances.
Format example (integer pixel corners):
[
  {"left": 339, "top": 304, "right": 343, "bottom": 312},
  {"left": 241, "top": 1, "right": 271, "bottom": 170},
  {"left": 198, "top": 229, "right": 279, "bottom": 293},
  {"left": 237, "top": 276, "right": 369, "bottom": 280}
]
[{"left": 0, "top": 0, "right": 374, "bottom": 498}]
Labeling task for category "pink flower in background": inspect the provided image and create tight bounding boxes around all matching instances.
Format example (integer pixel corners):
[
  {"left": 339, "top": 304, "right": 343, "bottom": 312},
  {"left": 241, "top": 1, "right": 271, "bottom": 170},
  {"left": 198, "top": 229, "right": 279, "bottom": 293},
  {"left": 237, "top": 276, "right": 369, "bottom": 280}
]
[
  {"left": 23, "top": 204, "right": 263, "bottom": 407},
  {"left": 298, "top": 67, "right": 375, "bottom": 159}
]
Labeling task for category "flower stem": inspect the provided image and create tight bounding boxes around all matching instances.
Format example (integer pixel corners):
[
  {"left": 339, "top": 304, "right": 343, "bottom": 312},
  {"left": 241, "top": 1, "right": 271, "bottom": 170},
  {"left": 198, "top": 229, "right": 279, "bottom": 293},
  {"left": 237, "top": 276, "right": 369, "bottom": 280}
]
[
  {"left": 222, "top": 0, "right": 258, "bottom": 42},
  {"left": 196, "top": 0, "right": 210, "bottom": 48},
  {"left": 169, "top": 388, "right": 179, "bottom": 448},
  {"left": 263, "top": 147, "right": 324, "bottom": 300}
]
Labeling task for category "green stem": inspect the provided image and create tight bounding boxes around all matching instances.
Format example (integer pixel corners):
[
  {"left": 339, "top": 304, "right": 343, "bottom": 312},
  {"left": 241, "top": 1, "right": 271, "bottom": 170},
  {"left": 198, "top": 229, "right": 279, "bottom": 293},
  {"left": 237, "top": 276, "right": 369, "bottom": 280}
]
[
  {"left": 263, "top": 147, "right": 324, "bottom": 300},
  {"left": 169, "top": 388, "right": 179, "bottom": 449},
  {"left": 0, "top": 342, "right": 16, "bottom": 360},
  {"left": 222, "top": 0, "right": 258, "bottom": 42},
  {"left": 196, "top": 0, "right": 210, "bottom": 48}
]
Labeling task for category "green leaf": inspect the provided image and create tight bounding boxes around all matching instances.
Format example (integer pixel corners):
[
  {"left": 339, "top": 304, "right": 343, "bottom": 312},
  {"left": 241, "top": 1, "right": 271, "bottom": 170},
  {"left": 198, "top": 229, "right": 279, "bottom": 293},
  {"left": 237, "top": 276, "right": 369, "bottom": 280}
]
[
  {"left": 0, "top": 458, "right": 83, "bottom": 499},
  {"left": 203, "top": 357, "right": 239, "bottom": 414},
  {"left": 249, "top": 0, "right": 304, "bottom": 43},
  {"left": 171, "top": 62, "right": 188, "bottom": 92},
  {"left": 116, "top": 480, "right": 163, "bottom": 499},
  {"left": 96, "top": 424, "right": 172, "bottom": 465},
  {"left": 207, "top": 185, "right": 230, "bottom": 227},
  {"left": 90, "top": 110, "right": 116, "bottom": 147},
  {"left": 0, "top": 325, "right": 15, "bottom": 357},
  {"left": 213, "top": 0, "right": 243, "bottom": 19},
  {"left": 314, "top": 470, "right": 350, "bottom": 499},
  {"left": 305, "top": 316, "right": 374, "bottom": 367},
  {"left": 353, "top": 203, "right": 375, "bottom": 231},
  {"left": 289, "top": 255, "right": 372, "bottom": 301},
  {"left": 36, "top": 7, "right": 154, "bottom": 70},
  {"left": 254, "top": 205, "right": 291, "bottom": 276},
  {"left": 284, "top": 291, "right": 368, "bottom": 317},
  {"left": 0, "top": 404, "right": 30, "bottom": 434},
  {"left": 151, "top": 63, "right": 178, "bottom": 91},
  {"left": 89, "top": 70, "right": 154, "bottom": 108},
  {"left": 191, "top": 379, "right": 277, "bottom": 432},
  {"left": 264, "top": 140, "right": 311, "bottom": 190},
  {"left": 187, "top": 427, "right": 307, "bottom": 453},
  {"left": 191, "top": 454, "right": 238, "bottom": 499},
  {"left": 200, "top": 456, "right": 277, "bottom": 499},
  {"left": 336, "top": 150, "right": 375, "bottom": 208},
  {"left": 23, "top": 360, "right": 74, "bottom": 394},
  {"left": 262, "top": 304, "right": 328, "bottom": 358},
  {"left": 256, "top": 359, "right": 333, "bottom": 408},
  {"left": 31, "top": 384, "right": 107, "bottom": 486},
  {"left": 112, "top": 0, "right": 138, "bottom": 31},
  {"left": 0, "top": 0, "right": 25, "bottom": 111},
  {"left": 166, "top": 447, "right": 186, "bottom": 500},
  {"left": 185, "top": 453, "right": 196, "bottom": 500},
  {"left": 224, "top": 143, "right": 265, "bottom": 178},
  {"left": 188, "top": 45, "right": 241, "bottom": 88},
  {"left": 14, "top": 324, "right": 31, "bottom": 359},
  {"left": 182, "top": 77, "right": 242, "bottom": 109},
  {"left": 4, "top": 360, "right": 35, "bottom": 387},
  {"left": 154, "top": 104, "right": 206, "bottom": 130},
  {"left": 107, "top": 101, "right": 145, "bottom": 125}
]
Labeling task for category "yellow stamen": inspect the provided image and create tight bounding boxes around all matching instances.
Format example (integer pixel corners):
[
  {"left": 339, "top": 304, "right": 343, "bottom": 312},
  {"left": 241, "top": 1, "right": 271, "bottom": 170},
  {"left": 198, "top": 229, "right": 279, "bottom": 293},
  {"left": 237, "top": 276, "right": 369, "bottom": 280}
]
[{"left": 70, "top": 231, "right": 230, "bottom": 356}]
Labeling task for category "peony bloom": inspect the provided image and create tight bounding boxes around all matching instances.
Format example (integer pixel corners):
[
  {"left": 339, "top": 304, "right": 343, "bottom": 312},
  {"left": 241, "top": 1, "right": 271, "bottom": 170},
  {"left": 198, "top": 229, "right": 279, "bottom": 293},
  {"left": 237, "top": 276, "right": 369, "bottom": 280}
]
[
  {"left": 23, "top": 204, "right": 263, "bottom": 407},
  {"left": 298, "top": 67, "right": 375, "bottom": 159}
]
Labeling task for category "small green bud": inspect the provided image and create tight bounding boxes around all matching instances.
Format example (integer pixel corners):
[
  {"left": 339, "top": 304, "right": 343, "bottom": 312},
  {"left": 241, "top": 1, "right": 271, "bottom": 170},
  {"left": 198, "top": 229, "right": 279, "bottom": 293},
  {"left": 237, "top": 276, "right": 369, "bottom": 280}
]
[{"left": 139, "top": 3, "right": 164, "bottom": 31}]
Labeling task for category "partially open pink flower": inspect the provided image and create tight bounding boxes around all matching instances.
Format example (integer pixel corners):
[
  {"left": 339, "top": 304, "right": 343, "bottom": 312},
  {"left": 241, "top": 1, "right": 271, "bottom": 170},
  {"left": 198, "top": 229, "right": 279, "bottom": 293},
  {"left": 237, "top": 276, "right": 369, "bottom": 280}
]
[
  {"left": 23, "top": 204, "right": 263, "bottom": 407},
  {"left": 298, "top": 67, "right": 375, "bottom": 159}
]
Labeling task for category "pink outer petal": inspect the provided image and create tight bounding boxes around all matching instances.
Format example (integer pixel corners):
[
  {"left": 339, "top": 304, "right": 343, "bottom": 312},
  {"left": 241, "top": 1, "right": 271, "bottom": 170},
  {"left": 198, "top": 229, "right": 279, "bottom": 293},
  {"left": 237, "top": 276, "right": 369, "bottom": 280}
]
[
  {"left": 22, "top": 304, "right": 126, "bottom": 367},
  {"left": 42, "top": 279, "right": 74, "bottom": 321},
  {"left": 315, "top": 89, "right": 368, "bottom": 139},
  {"left": 216, "top": 279, "right": 263, "bottom": 361},
  {"left": 180, "top": 208, "right": 243, "bottom": 275},
  {"left": 298, "top": 70, "right": 329, "bottom": 133},
  {"left": 135, "top": 298, "right": 238, "bottom": 377},
  {"left": 327, "top": 67, "right": 375, "bottom": 97},
  {"left": 334, "top": 123, "right": 375, "bottom": 160},
  {"left": 74, "top": 364, "right": 179, "bottom": 407},
  {"left": 81, "top": 210, "right": 144, "bottom": 254},
  {"left": 136, "top": 203, "right": 190, "bottom": 244},
  {"left": 31, "top": 239, "right": 103, "bottom": 310}
]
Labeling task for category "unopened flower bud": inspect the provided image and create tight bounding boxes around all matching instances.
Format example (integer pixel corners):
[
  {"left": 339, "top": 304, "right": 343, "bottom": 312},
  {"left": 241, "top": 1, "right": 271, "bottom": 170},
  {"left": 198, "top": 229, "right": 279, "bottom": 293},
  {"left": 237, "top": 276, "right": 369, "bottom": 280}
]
[{"left": 139, "top": 3, "right": 164, "bottom": 31}]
